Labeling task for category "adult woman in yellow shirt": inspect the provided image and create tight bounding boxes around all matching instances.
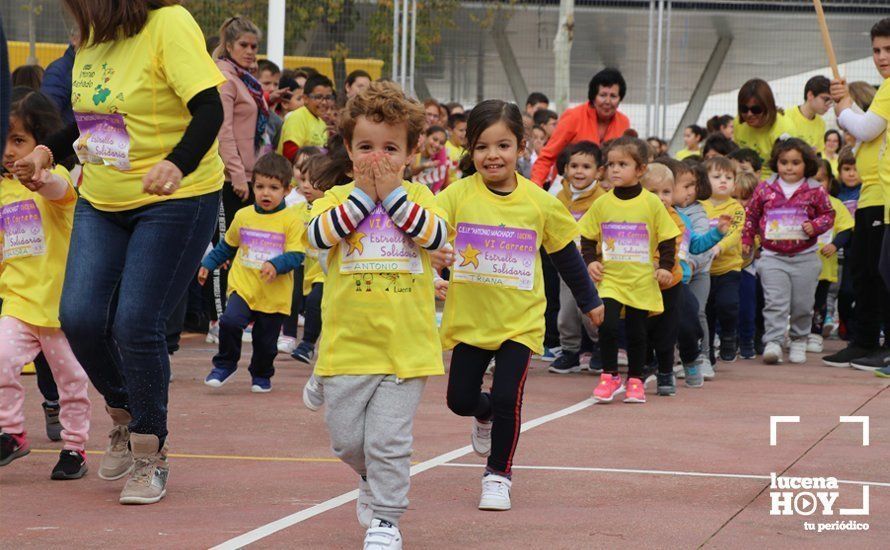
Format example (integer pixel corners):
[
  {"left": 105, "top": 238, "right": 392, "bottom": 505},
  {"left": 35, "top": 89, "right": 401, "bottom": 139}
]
[
  {"left": 14, "top": 0, "right": 226, "bottom": 505},
  {"left": 733, "top": 79, "right": 793, "bottom": 179}
]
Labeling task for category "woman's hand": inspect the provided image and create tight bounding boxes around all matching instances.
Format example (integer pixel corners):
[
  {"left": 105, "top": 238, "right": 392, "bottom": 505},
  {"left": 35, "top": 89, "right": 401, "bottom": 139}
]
[
  {"left": 197, "top": 267, "right": 210, "bottom": 285},
  {"left": 142, "top": 160, "right": 183, "bottom": 196},
  {"left": 232, "top": 179, "right": 251, "bottom": 201},
  {"left": 12, "top": 147, "right": 52, "bottom": 187},
  {"left": 587, "top": 261, "right": 604, "bottom": 283},
  {"left": 586, "top": 304, "right": 605, "bottom": 327}
]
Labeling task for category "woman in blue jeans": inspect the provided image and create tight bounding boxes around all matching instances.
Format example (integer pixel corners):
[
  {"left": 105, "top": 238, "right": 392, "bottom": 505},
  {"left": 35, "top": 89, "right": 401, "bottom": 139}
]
[{"left": 15, "top": 0, "right": 225, "bottom": 505}]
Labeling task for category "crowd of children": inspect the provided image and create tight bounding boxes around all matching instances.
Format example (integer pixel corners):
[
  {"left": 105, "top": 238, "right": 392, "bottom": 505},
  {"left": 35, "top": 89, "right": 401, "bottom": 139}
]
[{"left": 4, "top": 13, "right": 890, "bottom": 550}]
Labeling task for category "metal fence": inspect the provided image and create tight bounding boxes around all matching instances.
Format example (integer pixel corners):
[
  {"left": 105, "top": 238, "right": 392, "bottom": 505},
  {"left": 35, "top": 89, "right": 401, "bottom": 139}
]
[{"left": 4, "top": 0, "right": 888, "bottom": 143}]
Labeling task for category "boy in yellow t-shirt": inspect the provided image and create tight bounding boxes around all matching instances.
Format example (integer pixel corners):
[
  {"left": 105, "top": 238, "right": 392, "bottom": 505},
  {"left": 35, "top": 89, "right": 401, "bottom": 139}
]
[
  {"left": 580, "top": 138, "right": 680, "bottom": 405},
  {"left": 278, "top": 74, "right": 334, "bottom": 162},
  {"left": 786, "top": 76, "right": 831, "bottom": 153},
  {"left": 198, "top": 154, "right": 305, "bottom": 393},
  {"left": 701, "top": 157, "right": 746, "bottom": 364},
  {"left": 305, "top": 82, "right": 448, "bottom": 546}
]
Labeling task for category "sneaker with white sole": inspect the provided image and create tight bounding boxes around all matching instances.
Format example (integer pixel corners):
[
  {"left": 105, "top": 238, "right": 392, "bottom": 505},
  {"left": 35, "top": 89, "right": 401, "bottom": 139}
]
[
  {"left": 788, "top": 340, "right": 807, "bottom": 364},
  {"left": 536, "top": 346, "right": 560, "bottom": 362},
  {"left": 277, "top": 336, "right": 297, "bottom": 354},
  {"left": 363, "top": 519, "right": 402, "bottom": 550},
  {"left": 302, "top": 374, "right": 325, "bottom": 411},
  {"left": 479, "top": 474, "right": 511, "bottom": 511},
  {"left": 806, "top": 334, "right": 824, "bottom": 353},
  {"left": 205, "top": 321, "right": 219, "bottom": 344},
  {"left": 471, "top": 418, "right": 492, "bottom": 457},
  {"left": 250, "top": 377, "right": 272, "bottom": 393},
  {"left": 204, "top": 367, "right": 236, "bottom": 388},
  {"left": 699, "top": 357, "right": 716, "bottom": 380},
  {"left": 763, "top": 342, "right": 783, "bottom": 365},
  {"left": 357, "top": 477, "right": 373, "bottom": 528},
  {"left": 119, "top": 434, "right": 168, "bottom": 505},
  {"left": 850, "top": 349, "right": 890, "bottom": 372},
  {"left": 98, "top": 406, "right": 134, "bottom": 481}
]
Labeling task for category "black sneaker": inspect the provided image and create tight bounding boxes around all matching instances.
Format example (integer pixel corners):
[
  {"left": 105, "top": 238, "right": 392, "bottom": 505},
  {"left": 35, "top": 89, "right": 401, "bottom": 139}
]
[
  {"left": 51, "top": 449, "right": 88, "bottom": 480},
  {"left": 823, "top": 344, "right": 876, "bottom": 368},
  {"left": 43, "top": 401, "right": 63, "bottom": 442},
  {"left": 656, "top": 373, "right": 676, "bottom": 396},
  {"left": 850, "top": 349, "right": 890, "bottom": 372},
  {"left": 739, "top": 340, "right": 756, "bottom": 360},
  {"left": 291, "top": 341, "right": 315, "bottom": 364},
  {"left": 587, "top": 349, "right": 603, "bottom": 374},
  {"left": 0, "top": 432, "right": 30, "bottom": 466},
  {"left": 719, "top": 337, "right": 738, "bottom": 363},
  {"left": 548, "top": 350, "right": 581, "bottom": 374}
]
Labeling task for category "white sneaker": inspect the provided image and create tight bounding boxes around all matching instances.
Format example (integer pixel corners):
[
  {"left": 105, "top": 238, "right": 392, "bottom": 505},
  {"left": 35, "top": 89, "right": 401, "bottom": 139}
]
[
  {"left": 806, "top": 334, "right": 824, "bottom": 353},
  {"left": 357, "top": 477, "right": 373, "bottom": 528},
  {"left": 479, "top": 474, "right": 512, "bottom": 511},
  {"left": 763, "top": 342, "right": 783, "bottom": 364},
  {"left": 205, "top": 321, "right": 219, "bottom": 344},
  {"left": 302, "top": 374, "right": 324, "bottom": 411},
  {"left": 788, "top": 340, "right": 807, "bottom": 364},
  {"left": 363, "top": 519, "right": 402, "bottom": 550},
  {"left": 699, "top": 357, "right": 715, "bottom": 380},
  {"left": 277, "top": 336, "right": 297, "bottom": 354},
  {"left": 471, "top": 418, "right": 492, "bottom": 457}
]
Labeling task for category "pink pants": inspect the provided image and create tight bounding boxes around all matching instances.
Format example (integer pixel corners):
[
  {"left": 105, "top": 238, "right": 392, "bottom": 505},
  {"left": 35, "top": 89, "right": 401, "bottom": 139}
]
[{"left": 0, "top": 316, "right": 91, "bottom": 451}]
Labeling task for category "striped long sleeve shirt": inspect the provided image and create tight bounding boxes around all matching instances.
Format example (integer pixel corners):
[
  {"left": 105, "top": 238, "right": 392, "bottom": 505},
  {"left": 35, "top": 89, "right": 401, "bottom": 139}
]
[{"left": 308, "top": 185, "right": 447, "bottom": 251}]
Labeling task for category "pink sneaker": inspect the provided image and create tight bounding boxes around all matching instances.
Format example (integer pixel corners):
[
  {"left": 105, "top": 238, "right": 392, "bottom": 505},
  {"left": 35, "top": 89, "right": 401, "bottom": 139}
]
[
  {"left": 593, "top": 373, "right": 624, "bottom": 403},
  {"left": 623, "top": 377, "right": 646, "bottom": 403}
]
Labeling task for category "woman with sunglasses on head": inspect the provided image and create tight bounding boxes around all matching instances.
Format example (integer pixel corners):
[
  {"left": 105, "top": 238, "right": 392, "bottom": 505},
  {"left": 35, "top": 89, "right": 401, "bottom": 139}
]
[{"left": 733, "top": 78, "right": 794, "bottom": 179}]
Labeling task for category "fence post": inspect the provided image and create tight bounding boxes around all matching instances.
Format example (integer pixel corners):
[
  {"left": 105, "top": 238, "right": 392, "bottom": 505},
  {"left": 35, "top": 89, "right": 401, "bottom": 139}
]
[{"left": 266, "top": 0, "right": 285, "bottom": 67}]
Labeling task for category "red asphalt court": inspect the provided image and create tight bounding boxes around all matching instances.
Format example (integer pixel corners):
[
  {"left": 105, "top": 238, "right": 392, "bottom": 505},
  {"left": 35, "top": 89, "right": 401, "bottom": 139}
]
[{"left": 1, "top": 335, "right": 888, "bottom": 549}]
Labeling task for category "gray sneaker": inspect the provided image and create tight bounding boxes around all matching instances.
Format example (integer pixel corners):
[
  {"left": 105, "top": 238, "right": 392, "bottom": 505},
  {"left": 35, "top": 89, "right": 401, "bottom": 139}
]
[
  {"left": 98, "top": 406, "right": 134, "bottom": 481},
  {"left": 119, "top": 433, "right": 169, "bottom": 505},
  {"left": 302, "top": 374, "right": 325, "bottom": 411},
  {"left": 699, "top": 356, "right": 716, "bottom": 380},
  {"left": 683, "top": 363, "right": 704, "bottom": 388}
]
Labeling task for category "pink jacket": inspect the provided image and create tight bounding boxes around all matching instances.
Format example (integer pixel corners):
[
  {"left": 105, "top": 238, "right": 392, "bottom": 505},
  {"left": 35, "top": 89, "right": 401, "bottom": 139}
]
[
  {"left": 217, "top": 59, "right": 259, "bottom": 190},
  {"left": 742, "top": 176, "right": 835, "bottom": 255}
]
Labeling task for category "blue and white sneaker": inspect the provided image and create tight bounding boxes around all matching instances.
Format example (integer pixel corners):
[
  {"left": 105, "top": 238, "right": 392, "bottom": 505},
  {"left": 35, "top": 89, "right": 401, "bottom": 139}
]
[
  {"left": 538, "top": 346, "right": 561, "bottom": 362},
  {"left": 251, "top": 377, "right": 272, "bottom": 393},
  {"left": 292, "top": 341, "right": 315, "bottom": 364},
  {"left": 242, "top": 324, "right": 253, "bottom": 343},
  {"left": 204, "top": 367, "right": 235, "bottom": 388}
]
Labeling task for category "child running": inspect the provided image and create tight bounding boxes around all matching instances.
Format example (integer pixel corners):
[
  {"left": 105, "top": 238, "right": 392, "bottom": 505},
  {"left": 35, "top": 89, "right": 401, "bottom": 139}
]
[
  {"left": 437, "top": 101, "right": 603, "bottom": 512},
  {"left": 742, "top": 138, "right": 835, "bottom": 364},
  {"left": 306, "top": 82, "right": 447, "bottom": 549},
  {"left": 200, "top": 153, "right": 305, "bottom": 392},
  {"left": 1, "top": 88, "right": 91, "bottom": 479},
  {"left": 579, "top": 137, "right": 681, "bottom": 403}
]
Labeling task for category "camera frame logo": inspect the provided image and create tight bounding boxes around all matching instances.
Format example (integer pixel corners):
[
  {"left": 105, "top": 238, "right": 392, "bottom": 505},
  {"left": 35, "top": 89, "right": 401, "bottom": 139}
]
[{"left": 769, "top": 416, "right": 870, "bottom": 533}]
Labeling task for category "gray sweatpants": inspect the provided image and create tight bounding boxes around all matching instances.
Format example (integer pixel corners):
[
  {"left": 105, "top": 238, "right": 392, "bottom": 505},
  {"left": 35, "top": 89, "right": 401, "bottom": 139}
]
[
  {"left": 688, "top": 270, "right": 711, "bottom": 358},
  {"left": 757, "top": 252, "right": 821, "bottom": 346},
  {"left": 557, "top": 279, "right": 597, "bottom": 352},
  {"left": 322, "top": 374, "right": 426, "bottom": 526}
]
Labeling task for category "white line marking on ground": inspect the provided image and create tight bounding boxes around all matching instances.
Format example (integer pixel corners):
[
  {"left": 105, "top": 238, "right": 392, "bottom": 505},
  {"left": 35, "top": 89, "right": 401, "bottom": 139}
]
[
  {"left": 441, "top": 463, "right": 890, "bottom": 488},
  {"left": 210, "top": 398, "right": 596, "bottom": 549}
]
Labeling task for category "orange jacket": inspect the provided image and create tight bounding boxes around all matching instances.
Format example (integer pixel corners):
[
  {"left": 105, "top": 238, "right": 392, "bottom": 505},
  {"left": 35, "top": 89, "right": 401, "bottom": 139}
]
[{"left": 531, "top": 103, "right": 631, "bottom": 186}]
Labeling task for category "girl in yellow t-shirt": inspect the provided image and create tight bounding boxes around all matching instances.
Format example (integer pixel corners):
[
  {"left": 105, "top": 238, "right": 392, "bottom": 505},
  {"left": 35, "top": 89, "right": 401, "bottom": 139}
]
[
  {"left": 436, "top": 100, "right": 603, "bottom": 512},
  {"left": 1, "top": 89, "right": 91, "bottom": 479},
  {"left": 579, "top": 137, "right": 681, "bottom": 405}
]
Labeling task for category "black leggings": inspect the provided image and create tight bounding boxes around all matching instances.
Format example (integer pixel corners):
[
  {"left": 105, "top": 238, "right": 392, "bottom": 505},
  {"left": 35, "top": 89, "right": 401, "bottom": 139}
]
[
  {"left": 648, "top": 284, "right": 683, "bottom": 375},
  {"left": 852, "top": 206, "right": 890, "bottom": 349},
  {"left": 811, "top": 279, "right": 831, "bottom": 335},
  {"left": 677, "top": 284, "right": 703, "bottom": 365},
  {"left": 282, "top": 265, "right": 305, "bottom": 338},
  {"left": 446, "top": 340, "right": 531, "bottom": 476},
  {"left": 301, "top": 282, "right": 324, "bottom": 344},
  {"left": 600, "top": 298, "right": 648, "bottom": 378},
  {"left": 541, "top": 248, "right": 560, "bottom": 349}
]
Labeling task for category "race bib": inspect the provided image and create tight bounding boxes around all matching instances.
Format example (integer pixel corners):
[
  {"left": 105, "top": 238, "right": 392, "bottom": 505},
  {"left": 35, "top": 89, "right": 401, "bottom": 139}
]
[
  {"left": 73, "top": 113, "right": 132, "bottom": 170},
  {"left": 238, "top": 228, "right": 285, "bottom": 270},
  {"left": 339, "top": 205, "right": 423, "bottom": 274},
  {"left": 1, "top": 199, "right": 46, "bottom": 259},
  {"left": 678, "top": 228, "right": 691, "bottom": 261},
  {"left": 843, "top": 200, "right": 858, "bottom": 216},
  {"left": 453, "top": 222, "right": 537, "bottom": 290},
  {"left": 601, "top": 222, "right": 650, "bottom": 264},
  {"left": 818, "top": 229, "right": 834, "bottom": 247},
  {"left": 765, "top": 207, "right": 808, "bottom": 241}
]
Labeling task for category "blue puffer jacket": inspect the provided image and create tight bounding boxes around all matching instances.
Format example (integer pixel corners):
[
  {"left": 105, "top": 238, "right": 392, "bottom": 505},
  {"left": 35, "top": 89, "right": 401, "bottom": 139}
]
[{"left": 40, "top": 44, "right": 75, "bottom": 126}]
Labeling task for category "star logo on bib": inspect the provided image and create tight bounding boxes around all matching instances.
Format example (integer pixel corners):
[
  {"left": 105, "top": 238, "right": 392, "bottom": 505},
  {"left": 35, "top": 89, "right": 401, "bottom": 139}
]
[
  {"left": 345, "top": 232, "right": 366, "bottom": 256},
  {"left": 459, "top": 243, "right": 480, "bottom": 269}
]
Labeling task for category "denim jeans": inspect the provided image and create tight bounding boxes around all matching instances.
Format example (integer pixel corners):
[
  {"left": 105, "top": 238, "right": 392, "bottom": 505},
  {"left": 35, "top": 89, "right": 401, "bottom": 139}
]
[{"left": 59, "top": 192, "right": 219, "bottom": 439}]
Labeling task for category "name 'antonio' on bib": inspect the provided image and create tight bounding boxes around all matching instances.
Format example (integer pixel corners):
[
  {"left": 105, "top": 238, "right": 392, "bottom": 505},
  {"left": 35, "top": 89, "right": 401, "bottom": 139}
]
[
  {"left": 340, "top": 205, "right": 423, "bottom": 274},
  {"left": 453, "top": 222, "right": 537, "bottom": 290}
]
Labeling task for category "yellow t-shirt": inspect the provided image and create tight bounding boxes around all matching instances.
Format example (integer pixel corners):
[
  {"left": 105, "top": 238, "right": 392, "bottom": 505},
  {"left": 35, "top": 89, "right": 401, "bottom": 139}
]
[
  {"left": 701, "top": 198, "right": 745, "bottom": 275},
  {"left": 786, "top": 105, "right": 826, "bottom": 153},
  {"left": 818, "top": 196, "right": 855, "bottom": 283},
  {"left": 312, "top": 182, "right": 444, "bottom": 378},
  {"left": 866, "top": 78, "right": 890, "bottom": 222},
  {"left": 445, "top": 141, "right": 466, "bottom": 180},
  {"left": 675, "top": 148, "right": 700, "bottom": 160},
  {"left": 293, "top": 202, "right": 325, "bottom": 295},
  {"left": 578, "top": 189, "right": 681, "bottom": 313},
  {"left": 855, "top": 137, "right": 884, "bottom": 209},
  {"left": 0, "top": 167, "right": 76, "bottom": 327},
  {"left": 71, "top": 5, "right": 225, "bottom": 212},
  {"left": 224, "top": 204, "right": 305, "bottom": 315},
  {"left": 733, "top": 113, "right": 794, "bottom": 178},
  {"left": 277, "top": 106, "right": 328, "bottom": 154},
  {"left": 438, "top": 173, "right": 579, "bottom": 354}
]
